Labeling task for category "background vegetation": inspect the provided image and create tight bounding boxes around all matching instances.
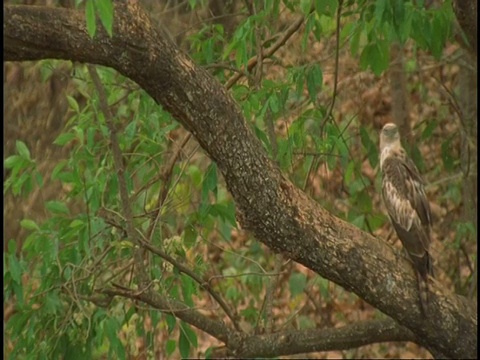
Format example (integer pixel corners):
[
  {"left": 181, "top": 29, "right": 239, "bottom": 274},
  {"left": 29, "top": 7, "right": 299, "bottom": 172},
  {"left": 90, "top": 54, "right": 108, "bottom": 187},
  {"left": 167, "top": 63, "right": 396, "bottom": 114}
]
[{"left": 4, "top": 0, "right": 477, "bottom": 358}]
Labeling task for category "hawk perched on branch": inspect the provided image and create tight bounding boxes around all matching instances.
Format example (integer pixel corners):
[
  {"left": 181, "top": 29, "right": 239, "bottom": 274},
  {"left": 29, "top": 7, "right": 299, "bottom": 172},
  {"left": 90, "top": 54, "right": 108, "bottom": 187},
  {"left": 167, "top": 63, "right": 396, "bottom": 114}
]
[{"left": 379, "top": 123, "right": 433, "bottom": 315}]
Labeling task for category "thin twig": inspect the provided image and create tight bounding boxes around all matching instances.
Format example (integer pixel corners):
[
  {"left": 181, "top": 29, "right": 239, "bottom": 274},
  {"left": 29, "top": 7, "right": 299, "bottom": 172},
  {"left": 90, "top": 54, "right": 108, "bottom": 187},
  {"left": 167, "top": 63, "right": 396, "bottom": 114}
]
[
  {"left": 320, "top": 0, "right": 343, "bottom": 129},
  {"left": 204, "top": 63, "right": 251, "bottom": 77},
  {"left": 304, "top": 1, "right": 344, "bottom": 192},
  {"left": 145, "top": 133, "right": 191, "bottom": 242},
  {"left": 225, "top": 9, "right": 311, "bottom": 89},
  {"left": 137, "top": 232, "right": 242, "bottom": 332},
  {"left": 87, "top": 65, "right": 150, "bottom": 288},
  {"left": 102, "top": 283, "right": 233, "bottom": 344},
  {"left": 259, "top": 255, "right": 284, "bottom": 334}
]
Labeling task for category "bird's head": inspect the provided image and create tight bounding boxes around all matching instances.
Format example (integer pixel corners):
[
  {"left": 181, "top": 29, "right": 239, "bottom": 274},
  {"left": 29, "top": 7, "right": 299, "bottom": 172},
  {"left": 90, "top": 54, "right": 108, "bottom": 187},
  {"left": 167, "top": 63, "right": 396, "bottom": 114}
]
[{"left": 380, "top": 123, "right": 401, "bottom": 150}]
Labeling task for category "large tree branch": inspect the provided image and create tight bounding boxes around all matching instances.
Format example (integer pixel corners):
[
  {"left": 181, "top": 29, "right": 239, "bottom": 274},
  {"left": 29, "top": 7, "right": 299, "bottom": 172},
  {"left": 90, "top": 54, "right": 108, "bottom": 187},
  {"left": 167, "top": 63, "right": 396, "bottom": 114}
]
[
  {"left": 4, "top": 3, "right": 477, "bottom": 358},
  {"left": 104, "top": 286, "right": 421, "bottom": 358},
  {"left": 102, "top": 287, "right": 233, "bottom": 343},
  {"left": 228, "top": 318, "right": 418, "bottom": 358}
]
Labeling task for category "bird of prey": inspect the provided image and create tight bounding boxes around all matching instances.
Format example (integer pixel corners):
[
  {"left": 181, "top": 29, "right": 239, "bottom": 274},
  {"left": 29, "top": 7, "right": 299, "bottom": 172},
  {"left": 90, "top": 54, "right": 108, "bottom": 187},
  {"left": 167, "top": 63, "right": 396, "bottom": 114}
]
[{"left": 379, "top": 123, "right": 433, "bottom": 315}]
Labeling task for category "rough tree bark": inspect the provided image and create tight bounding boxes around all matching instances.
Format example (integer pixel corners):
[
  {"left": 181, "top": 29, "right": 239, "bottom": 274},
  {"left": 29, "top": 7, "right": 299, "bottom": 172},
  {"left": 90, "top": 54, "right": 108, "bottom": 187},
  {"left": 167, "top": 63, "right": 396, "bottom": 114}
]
[
  {"left": 453, "top": 0, "right": 477, "bottom": 58},
  {"left": 4, "top": 3, "right": 477, "bottom": 358},
  {"left": 389, "top": 42, "right": 412, "bottom": 147}
]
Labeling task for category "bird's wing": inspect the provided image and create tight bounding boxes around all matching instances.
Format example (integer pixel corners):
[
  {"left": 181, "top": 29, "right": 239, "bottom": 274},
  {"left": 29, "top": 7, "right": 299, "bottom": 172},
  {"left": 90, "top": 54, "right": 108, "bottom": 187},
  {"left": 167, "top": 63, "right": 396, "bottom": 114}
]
[
  {"left": 403, "top": 156, "right": 432, "bottom": 227},
  {"left": 381, "top": 154, "right": 431, "bottom": 252}
]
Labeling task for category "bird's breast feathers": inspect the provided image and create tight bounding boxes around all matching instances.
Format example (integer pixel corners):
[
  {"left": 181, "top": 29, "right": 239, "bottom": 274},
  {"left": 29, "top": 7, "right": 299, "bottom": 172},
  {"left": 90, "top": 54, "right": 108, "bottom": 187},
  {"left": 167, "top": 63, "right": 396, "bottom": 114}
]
[
  {"left": 381, "top": 150, "right": 428, "bottom": 231},
  {"left": 382, "top": 179, "right": 416, "bottom": 231}
]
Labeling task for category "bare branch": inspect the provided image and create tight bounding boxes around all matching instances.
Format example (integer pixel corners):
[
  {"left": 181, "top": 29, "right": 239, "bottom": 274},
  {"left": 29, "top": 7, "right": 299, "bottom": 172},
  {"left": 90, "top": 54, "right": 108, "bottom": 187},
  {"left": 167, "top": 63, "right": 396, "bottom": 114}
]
[
  {"left": 87, "top": 64, "right": 150, "bottom": 288},
  {"left": 137, "top": 235, "right": 242, "bottom": 332},
  {"left": 224, "top": 7, "right": 310, "bottom": 88},
  {"left": 224, "top": 318, "right": 420, "bottom": 358},
  {"left": 102, "top": 287, "right": 233, "bottom": 343}
]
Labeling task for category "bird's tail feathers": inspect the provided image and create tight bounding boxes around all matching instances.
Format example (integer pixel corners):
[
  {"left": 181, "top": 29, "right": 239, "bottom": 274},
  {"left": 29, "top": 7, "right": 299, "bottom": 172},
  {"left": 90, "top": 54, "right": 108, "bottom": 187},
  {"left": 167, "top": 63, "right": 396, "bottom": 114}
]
[{"left": 417, "top": 271, "right": 430, "bottom": 316}]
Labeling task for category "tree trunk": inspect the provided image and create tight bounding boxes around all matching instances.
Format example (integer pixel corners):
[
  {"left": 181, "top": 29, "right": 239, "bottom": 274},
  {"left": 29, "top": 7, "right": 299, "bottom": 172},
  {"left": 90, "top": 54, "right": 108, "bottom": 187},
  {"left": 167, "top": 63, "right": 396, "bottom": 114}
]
[
  {"left": 458, "top": 50, "right": 477, "bottom": 297},
  {"left": 389, "top": 42, "right": 412, "bottom": 147}
]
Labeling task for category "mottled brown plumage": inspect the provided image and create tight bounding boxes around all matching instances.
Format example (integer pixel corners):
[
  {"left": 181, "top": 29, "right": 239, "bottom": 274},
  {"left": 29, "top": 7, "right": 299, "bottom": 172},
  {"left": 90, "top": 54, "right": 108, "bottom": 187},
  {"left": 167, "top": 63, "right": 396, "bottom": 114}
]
[{"left": 379, "top": 123, "right": 433, "bottom": 315}]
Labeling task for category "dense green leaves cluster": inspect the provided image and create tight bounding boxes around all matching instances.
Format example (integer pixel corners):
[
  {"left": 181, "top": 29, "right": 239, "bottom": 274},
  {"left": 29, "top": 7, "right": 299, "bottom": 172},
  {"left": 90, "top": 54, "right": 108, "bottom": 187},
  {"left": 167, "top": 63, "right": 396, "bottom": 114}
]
[{"left": 346, "top": 0, "right": 455, "bottom": 75}]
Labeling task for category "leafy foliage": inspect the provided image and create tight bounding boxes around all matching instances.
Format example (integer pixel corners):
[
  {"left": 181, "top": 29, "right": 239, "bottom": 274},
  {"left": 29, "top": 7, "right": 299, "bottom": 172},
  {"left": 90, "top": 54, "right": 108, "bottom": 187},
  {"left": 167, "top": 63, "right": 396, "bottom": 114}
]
[{"left": 4, "top": 0, "right": 470, "bottom": 358}]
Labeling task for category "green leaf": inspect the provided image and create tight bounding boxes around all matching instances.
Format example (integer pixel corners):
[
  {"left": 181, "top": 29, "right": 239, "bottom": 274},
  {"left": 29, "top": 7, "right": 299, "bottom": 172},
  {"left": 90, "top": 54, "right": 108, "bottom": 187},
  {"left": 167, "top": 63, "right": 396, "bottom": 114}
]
[
  {"left": 315, "top": 0, "right": 338, "bottom": 16},
  {"left": 95, "top": 0, "right": 114, "bottom": 37},
  {"left": 45, "top": 292, "right": 62, "bottom": 314},
  {"left": 374, "top": 0, "right": 387, "bottom": 24},
  {"left": 367, "top": 212, "right": 388, "bottom": 232},
  {"left": 349, "top": 24, "right": 361, "bottom": 56},
  {"left": 226, "top": 286, "right": 240, "bottom": 302},
  {"left": 181, "top": 274, "right": 195, "bottom": 307},
  {"left": 69, "top": 219, "right": 84, "bottom": 228},
  {"left": 186, "top": 165, "right": 202, "bottom": 189},
  {"left": 202, "top": 163, "right": 218, "bottom": 200},
  {"left": 105, "top": 318, "right": 126, "bottom": 360},
  {"left": 12, "top": 172, "right": 33, "bottom": 196},
  {"left": 454, "top": 222, "right": 476, "bottom": 247},
  {"left": 66, "top": 95, "right": 80, "bottom": 113},
  {"left": 396, "top": 3, "right": 413, "bottom": 43},
  {"left": 85, "top": 0, "right": 97, "bottom": 38},
  {"left": 205, "top": 347, "right": 213, "bottom": 359},
  {"left": 184, "top": 225, "right": 197, "bottom": 249},
  {"left": 411, "top": 145, "right": 425, "bottom": 172},
  {"left": 421, "top": 121, "right": 437, "bottom": 140},
  {"left": 360, "top": 127, "right": 379, "bottom": 168},
  {"left": 124, "top": 120, "right": 137, "bottom": 141},
  {"left": 240, "top": 304, "right": 258, "bottom": 323},
  {"left": 306, "top": 64, "right": 323, "bottom": 102},
  {"left": 165, "top": 313, "right": 176, "bottom": 334},
  {"left": 254, "top": 125, "right": 272, "bottom": 155},
  {"left": 351, "top": 214, "right": 366, "bottom": 228},
  {"left": 8, "top": 312, "right": 30, "bottom": 335},
  {"left": 348, "top": 177, "right": 369, "bottom": 194},
  {"left": 178, "top": 328, "right": 191, "bottom": 358},
  {"left": 7, "top": 239, "right": 17, "bottom": 255},
  {"left": 344, "top": 161, "right": 355, "bottom": 185},
  {"left": 166, "top": 339, "right": 176, "bottom": 356},
  {"left": 430, "top": 12, "right": 446, "bottom": 59},
  {"left": 8, "top": 254, "right": 22, "bottom": 284},
  {"left": 4, "top": 155, "right": 21, "bottom": 169},
  {"left": 392, "top": 0, "right": 405, "bottom": 32},
  {"left": 20, "top": 219, "right": 39, "bottom": 231},
  {"left": 54, "top": 133, "right": 76, "bottom": 146},
  {"left": 181, "top": 322, "right": 198, "bottom": 348},
  {"left": 411, "top": 12, "right": 431, "bottom": 49},
  {"left": 16, "top": 140, "right": 31, "bottom": 160},
  {"left": 51, "top": 160, "right": 68, "bottom": 180},
  {"left": 22, "top": 232, "right": 37, "bottom": 253},
  {"left": 210, "top": 203, "right": 237, "bottom": 227},
  {"left": 303, "top": 14, "right": 316, "bottom": 50},
  {"left": 317, "top": 277, "right": 330, "bottom": 298},
  {"left": 356, "top": 189, "right": 372, "bottom": 213},
  {"left": 45, "top": 200, "right": 70, "bottom": 215},
  {"left": 300, "top": 0, "right": 311, "bottom": 15},
  {"left": 34, "top": 171, "right": 43, "bottom": 187},
  {"left": 289, "top": 272, "right": 307, "bottom": 297},
  {"left": 360, "top": 41, "right": 389, "bottom": 76},
  {"left": 268, "top": 93, "right": 280, "bottom": 113}
]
